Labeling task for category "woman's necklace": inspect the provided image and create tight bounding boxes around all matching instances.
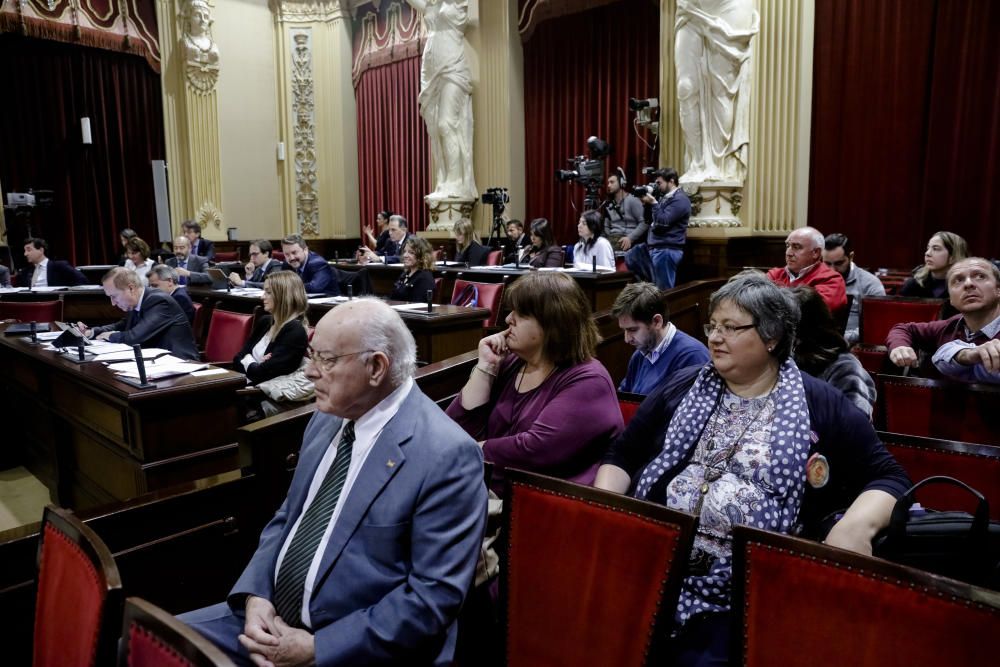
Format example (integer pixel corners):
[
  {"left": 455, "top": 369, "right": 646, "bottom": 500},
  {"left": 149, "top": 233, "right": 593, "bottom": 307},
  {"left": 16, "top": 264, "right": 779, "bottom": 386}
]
[{"left": 516, "top": 362, "right": 556, "bottom": 394}]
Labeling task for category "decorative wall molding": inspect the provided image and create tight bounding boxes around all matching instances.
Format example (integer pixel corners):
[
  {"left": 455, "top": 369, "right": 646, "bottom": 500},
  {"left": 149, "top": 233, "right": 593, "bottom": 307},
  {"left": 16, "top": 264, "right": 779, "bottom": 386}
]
[
  {"left": 290, "top": 29, "right": 319, "bottom": 236},
  {"left": 351, "top": 0, "right": 423, "bottom": 85},
  {"left": 181, "top": 0, "right": 220, "bottom": 94},
  {"left": 273, "top": 0, "right": 348, "bottom": 24},
  {"left": 195, "top": 200, "right": 224, "bottom": 229}
]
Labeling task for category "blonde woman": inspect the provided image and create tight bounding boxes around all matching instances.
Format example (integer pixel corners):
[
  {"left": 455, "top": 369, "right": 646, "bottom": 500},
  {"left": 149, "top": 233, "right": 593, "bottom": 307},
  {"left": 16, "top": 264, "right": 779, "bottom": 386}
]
[
  {"left": 453, "top": 217, "right": 489, "bottom": 265},
  {"left": 899, "top": 231, "right": 968, "bottom": 299},
  {"left": 234, "top": 270, "right": 309, "bottom": 384}
]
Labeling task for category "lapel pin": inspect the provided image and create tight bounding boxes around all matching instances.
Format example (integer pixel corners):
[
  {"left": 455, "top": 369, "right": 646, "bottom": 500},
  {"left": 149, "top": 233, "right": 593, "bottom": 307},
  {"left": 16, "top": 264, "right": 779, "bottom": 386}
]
[{"left": 386, "top": 459, "right": 395, "bottom": 468}]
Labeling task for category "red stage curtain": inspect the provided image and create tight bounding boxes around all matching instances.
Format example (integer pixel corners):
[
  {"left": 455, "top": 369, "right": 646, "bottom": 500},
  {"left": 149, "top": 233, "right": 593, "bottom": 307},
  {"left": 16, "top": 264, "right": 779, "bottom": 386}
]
[
  {"left": 809, "top": 0, "right": 999, "bottom": 269},
  {"left": 355, "top": 57, "right": 430, "bottom": 234},
  {"left": 0, "top": 34, "right": 164, "bottom": 266},
  {"left": 523, "top": 0, "right": 660, "bottom": 245}
]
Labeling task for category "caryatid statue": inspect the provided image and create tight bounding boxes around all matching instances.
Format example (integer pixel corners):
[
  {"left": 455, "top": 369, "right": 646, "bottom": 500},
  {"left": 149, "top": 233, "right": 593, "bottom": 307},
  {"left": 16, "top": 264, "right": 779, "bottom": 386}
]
[
  {"left": 406, "top": 0, "right": 478, "bottom": 203},
  {"left": 675, "top": 0, "right": 759, "bottom": 184}
]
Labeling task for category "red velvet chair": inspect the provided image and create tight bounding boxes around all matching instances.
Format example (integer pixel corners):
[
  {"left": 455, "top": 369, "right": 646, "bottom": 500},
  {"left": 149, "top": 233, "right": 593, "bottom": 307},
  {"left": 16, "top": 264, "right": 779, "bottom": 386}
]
[
  {"left": 0, "top": 299, "right": 63, "bottom": 322},
  {"left": 34, "top": 505, "right": 123, "bottom": 667},
  {"left": 732, "top": 524, "right": 1000, "bottom": 667},
  {"left": 271, "top": 250, "right": 285, "bottom": 262},
  {"left": 485, "top": 249, "right": 503, "bottom": 266},
  {"left": 190, "top": 301, "right": 207, "bottom": 346},
  {"left": 501, "top": 470, "right": 696, "bottom": 667},
  {"left": 859, "top": 296, "right": 943, "bottom": 346},
  {"left": 212, "top": 251, "right": 239, "bottom": 263},
  {"left": 879, "top": 430, "right": 1000, "bottom": 519},
  {"left": 119, "top": 597, "right": 235, "bottom": 667},
  {"left": 617, "top": 391, "right": 644, "bottom": 426},
  {"left": 879, "top": 374, "right": 1000, "bottom": 446},
  {"left": 850, "top": 343, "right": 890, "bottom": 375},
  {"left": 450, "top": 279, "right": 505, "bottom": 328},
  {"left": 202, "top": 309, "right": 255, "bottom": 364}
]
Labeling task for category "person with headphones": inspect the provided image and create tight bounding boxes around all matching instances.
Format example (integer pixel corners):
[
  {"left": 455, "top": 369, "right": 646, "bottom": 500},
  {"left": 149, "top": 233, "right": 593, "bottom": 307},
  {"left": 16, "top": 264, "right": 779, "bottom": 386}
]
[{"left": 604, "top": 168, "right": 647, "bottom": 252}]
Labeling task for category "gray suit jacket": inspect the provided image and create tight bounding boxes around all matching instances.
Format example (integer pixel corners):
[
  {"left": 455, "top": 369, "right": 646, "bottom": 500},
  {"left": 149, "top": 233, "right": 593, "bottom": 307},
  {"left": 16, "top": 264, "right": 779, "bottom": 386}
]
[
  {"left": 166, "top": 254, "right": 212, "bottom": 285},
  {"left": 229, "top": 386, "right": 487, "bottom": 666}
]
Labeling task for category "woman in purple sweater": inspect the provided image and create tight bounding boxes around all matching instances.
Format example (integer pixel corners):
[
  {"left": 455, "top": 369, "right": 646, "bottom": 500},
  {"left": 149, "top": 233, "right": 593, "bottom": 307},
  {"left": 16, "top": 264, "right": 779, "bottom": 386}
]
[{"left": 446, "top": 272, "right": 623, "bottom": 494}]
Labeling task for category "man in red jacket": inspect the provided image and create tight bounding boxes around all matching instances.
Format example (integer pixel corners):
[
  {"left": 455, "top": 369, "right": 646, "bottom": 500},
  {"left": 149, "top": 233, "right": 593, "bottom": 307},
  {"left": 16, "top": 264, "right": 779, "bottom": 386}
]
[{"left": 767, "top": 227, "right": 847, "bottom": 316}]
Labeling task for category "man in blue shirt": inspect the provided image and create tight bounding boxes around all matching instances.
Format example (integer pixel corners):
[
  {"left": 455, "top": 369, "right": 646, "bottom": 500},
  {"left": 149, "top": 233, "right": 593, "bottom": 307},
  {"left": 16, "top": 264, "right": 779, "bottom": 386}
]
[{"left": 612, "top": 282, "right": 709, "bottom": 395}]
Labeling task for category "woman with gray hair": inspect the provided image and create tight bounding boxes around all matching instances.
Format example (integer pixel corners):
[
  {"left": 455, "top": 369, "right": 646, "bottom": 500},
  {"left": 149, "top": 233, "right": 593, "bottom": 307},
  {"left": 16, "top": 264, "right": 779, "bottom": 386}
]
[{"left": 595, "top": 271, "right": 909, "bottom": 666}]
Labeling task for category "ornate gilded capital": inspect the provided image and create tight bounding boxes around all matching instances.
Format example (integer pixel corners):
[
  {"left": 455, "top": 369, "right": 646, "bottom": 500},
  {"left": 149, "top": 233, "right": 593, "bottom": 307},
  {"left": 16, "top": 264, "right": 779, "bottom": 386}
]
[
  {"left": 290, "top": 29, "right": 319, "bottom": 236},
  {"left": 272, "top": 0, "right": 348, "bottom": 23},
  {"left": 196, "top": 201, "right": 224, "bottom": 229}
]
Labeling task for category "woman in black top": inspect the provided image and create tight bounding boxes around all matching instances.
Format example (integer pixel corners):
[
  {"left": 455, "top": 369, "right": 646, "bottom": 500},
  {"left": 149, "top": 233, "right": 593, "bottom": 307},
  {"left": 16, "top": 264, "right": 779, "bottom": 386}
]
[
  {"left": 899, "top": 231, "right": 967, "bottom": 299},
  {"left": 453, "top": 217, "right": 489, "bottom": 266},
  {"left": 234, "top": 270, "right": 309, "bottom": 384},
  {"left": 524, "top": 217, "right": 565, "bottom": 268},
  {"left": 363, "top": 210, "right": 393, "bottom": 253},
  {"left": 390, "top": 237, "right": 437, "bottom": 302}
]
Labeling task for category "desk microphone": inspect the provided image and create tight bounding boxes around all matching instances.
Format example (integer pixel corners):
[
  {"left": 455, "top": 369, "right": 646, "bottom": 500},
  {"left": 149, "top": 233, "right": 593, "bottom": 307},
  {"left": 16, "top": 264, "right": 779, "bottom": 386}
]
[
  {"left": 77, "top": 337, "right": 86, "bottom": 362},
  {"left": 515, "top": 250, "right": 520, "bottom": 269},
  {"left": 334, "top": 250, "right": 339, "bottom": 261},
  {"left": 592, "top": 256, "right": 597, "bottom": 273},
  {"left": 133, "top": 344, "right": 149, "bottom": 386},
  {"left": 426, "top": 289, "right": 434, "bottom": 314},
  {"left": 347, "top": 284, "right": 353, "bottom": 300},
  {"left": 30, "top": 321, "right": 37, "bottom": 344}
]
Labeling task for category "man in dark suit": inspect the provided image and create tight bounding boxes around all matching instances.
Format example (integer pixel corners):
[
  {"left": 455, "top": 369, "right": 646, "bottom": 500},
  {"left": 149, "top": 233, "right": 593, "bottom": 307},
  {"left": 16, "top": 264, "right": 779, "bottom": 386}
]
[
  {"left": 78, "top": 267, "right": 199, "bottom": 360},
  {"left": 16, "top": 237, "right": 88, "bottom": 287},
  {"left": 504, "top": 219, "right": 530, "bottom": 264},
  {"left": 357, "top": 215, "right": 410, "bottom": 265},
  {"left": 148, "top": 264, "right": 196, "bottom": 323},
  {"left": 180, "top": 299, "right": 487, "bottom": 665},
  {"left": 182, "top": 220, "right": 216, "bottom": 261},
  {"left": 228, "top": 239, "right": 282, "bottom": 288},
  {"left": 0, "top": 263, "right": 10, "bottom": 288},
  {"left": 281, "top": 234, "right": 339, "bottom": 296},
  {"left": 166, "top": 236, "right": 212, "bottom": 286}
]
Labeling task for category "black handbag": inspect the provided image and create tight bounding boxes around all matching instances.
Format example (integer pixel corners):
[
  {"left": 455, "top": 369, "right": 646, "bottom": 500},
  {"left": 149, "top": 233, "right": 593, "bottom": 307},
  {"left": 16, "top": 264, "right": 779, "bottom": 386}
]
[{"left": 873, "top": 476, "right": 1000, "bottom": 589}]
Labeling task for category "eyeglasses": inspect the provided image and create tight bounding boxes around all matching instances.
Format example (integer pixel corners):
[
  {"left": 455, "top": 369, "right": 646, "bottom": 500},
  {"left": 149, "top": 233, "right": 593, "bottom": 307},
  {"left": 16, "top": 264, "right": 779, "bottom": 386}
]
[
  {"left": 248, "top": 251, "right": 262, "bottom": 257},
  {"left": 306, "top": 346, "right": 373, "bottom": 373},
  {"left": 703, "top": 323, "right": 755, "bottom": 339}
]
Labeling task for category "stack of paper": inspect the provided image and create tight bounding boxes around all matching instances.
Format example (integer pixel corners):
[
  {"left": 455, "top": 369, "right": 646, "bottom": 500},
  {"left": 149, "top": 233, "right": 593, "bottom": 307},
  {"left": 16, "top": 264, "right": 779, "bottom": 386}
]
[
  {"left": 107, "top": 355, "right": 208, "bottom": 380},
  {"left": 308, "top": 296, "right": 350, "bottom": 305}
]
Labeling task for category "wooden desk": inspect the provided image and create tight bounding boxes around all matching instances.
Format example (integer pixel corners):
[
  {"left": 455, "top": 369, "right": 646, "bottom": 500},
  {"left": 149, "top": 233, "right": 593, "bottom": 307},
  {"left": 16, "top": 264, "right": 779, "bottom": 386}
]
[
  {"left": 335, "top": 262, "right": 634, "bottom": 312},
  {"left": 0, "top": 325, "right": 246, "bottom": 509},
  {"left": 187, "top": 288, "right": 490, "bottom": 364},
  {"left": 0, "top": 287, "right": 121, "bottom": 323}
]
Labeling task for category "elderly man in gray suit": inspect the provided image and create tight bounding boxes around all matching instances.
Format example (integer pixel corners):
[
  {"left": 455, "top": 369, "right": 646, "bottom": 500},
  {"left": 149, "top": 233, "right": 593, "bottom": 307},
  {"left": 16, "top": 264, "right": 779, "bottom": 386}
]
[{"left": 180, "top": 298, "right": 487, "bottom": 666}]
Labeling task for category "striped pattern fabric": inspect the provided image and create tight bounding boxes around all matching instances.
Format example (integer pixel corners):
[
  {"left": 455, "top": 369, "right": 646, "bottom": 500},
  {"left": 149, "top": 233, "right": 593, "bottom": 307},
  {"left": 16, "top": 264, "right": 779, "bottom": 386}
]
[{"left": 273, "top": 421, "right": 356, "bottom": 628}]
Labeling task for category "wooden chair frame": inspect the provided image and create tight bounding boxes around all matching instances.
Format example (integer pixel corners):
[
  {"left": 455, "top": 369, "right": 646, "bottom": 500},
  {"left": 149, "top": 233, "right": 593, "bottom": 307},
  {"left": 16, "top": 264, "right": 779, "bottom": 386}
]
[{"left": 119, "top": 596, "right": 236, "bottom": 666}]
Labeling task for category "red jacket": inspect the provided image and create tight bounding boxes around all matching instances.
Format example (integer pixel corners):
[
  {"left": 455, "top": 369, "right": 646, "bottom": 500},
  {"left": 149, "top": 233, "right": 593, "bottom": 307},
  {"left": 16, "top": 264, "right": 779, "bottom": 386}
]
[{"left": 767, "top": 263, "right": 847, "bottom": 315}]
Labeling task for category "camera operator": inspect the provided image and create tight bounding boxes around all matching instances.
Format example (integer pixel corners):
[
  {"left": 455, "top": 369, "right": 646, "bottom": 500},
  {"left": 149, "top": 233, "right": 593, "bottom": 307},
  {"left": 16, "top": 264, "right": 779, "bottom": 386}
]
[
  {"left": 604, "top": 169, "right": 647, "bottom": 251},
  {"left": 626, "top": 167, "right": 690, "bottom": 289}
]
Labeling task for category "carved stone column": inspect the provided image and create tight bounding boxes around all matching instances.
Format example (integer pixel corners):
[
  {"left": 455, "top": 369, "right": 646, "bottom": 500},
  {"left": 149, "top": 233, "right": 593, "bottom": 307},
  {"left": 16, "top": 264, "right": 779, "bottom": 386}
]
[
  {"left": 273, "top": 0, "right": 359, "bottom": 240},
  {"left": 157, "top": 0, "right": 225, "bottom": 237}
]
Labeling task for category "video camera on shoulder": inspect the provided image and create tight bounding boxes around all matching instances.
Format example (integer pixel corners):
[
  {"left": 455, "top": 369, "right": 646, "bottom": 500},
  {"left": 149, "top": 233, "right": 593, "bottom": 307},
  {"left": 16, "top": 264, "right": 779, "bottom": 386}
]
[{"left": 632, "top": 166, "right": 659, "bottom": 199}]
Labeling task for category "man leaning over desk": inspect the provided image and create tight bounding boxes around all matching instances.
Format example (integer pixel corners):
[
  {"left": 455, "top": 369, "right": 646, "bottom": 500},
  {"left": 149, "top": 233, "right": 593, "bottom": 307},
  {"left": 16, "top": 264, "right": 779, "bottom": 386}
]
[{"left": 76, "top": 267, "right": 199, "bottom": 360}]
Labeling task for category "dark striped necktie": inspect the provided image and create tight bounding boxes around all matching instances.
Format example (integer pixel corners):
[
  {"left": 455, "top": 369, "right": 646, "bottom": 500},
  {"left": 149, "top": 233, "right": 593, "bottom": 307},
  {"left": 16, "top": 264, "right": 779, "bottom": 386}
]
[{"left": 273, "top": 421, "right": 356, "bottom": 628}]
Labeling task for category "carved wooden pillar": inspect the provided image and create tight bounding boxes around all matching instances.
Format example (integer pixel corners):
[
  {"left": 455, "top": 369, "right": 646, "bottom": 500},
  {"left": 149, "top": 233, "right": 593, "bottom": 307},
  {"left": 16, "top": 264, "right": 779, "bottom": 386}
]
[
  {"left": 157, "top": 0, "right": 225, "bottom": 238},
  {"left": 273, "top": 0, "right": 359, "bottom": 239}
]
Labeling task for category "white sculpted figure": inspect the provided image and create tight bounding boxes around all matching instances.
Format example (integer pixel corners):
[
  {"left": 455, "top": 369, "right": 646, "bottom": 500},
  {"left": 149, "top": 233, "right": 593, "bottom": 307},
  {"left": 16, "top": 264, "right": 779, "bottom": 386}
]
[
  {"left": 182, "top": 0, "right": 220, "bottom": 94},
  {"left": 675, "top": 0, "right": 759, "bottom": 183},
  {"left": 407, "top": 0, "right": 477, "bottom": 202}
]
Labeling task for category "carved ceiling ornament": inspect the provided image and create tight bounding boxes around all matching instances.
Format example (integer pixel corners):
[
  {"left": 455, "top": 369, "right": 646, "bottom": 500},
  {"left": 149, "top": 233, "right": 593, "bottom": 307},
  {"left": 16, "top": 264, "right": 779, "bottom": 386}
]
[
  {"left": 273, "top": 0, "right": 347, "bottom": 24},
  {"left": 290, "top": 29, "right": 319, "bottom": 236},
  {"left": 181, "top": 0, "right": 220, "bottom": 94}
]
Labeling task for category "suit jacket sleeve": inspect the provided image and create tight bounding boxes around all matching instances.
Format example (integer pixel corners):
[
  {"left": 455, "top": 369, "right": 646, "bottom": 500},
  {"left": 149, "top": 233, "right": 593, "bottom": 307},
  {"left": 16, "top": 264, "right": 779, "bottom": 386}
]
[
  {"left": 650, "top": 193, "right": 690, "bottom": 236},
  {"left": 185, "top": 255, "right": 213, "bottom": 285},
  {"left": 313, "top": 437, "right": 486, "bottom": 665},
  {"left": 885, "top": 318, "right": 951, "bottom": 351},
  {"left": 244, "top": 320, "right": 308, "bottom": 384},
  {"left": 52, "top": 261, "right": 88, "bottom": 286},
  {"left": 0, "top": 265, "right": 10, "bottom": 287},
  {"left": 105, "top": 293, "right": 183, "bottom": 347},
  {"left": 303, "top": 256, "right": 339, "bottom": 295}
]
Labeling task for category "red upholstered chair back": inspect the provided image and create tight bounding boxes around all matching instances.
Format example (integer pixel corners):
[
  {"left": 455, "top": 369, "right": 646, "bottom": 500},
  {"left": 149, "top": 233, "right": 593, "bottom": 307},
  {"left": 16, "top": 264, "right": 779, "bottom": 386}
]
[
  {"left": 271, "top": 250, "right": 285, "bottom": 262},
  {"left": 850, "top": 344, "right": 889, "bottom": 375},
  {"left": 190, "top": 302, "right": 206, "bottom": 345},
  {"left": 34, "top": 505, "right": 122, "bottom": 667},
  {"left": 501, "top": 470, "right": 696, "bottom": 667},
  {"left": 859, "top": 296, "right": 943, "bottom": 346},
  {"left": 880, "top": 374, "right": 1000, "bottom": 446},
  {"left": 451, "top": 279, "right": 505, "bottom": 328},
  {"left": 203, "top": 309, "right": 255, "bottom": 364},
  {"left": 485, "top": 249, "right": 503, "bottom": 266},
  {"left": 120, "top": 597, "right": 236, "bottom": 667},
  {"left": 0, "top": 299, "right": 63, "bottom": 322},
  {"left": 213, "top": 251, "right": 239, "bottom": 262},
  {"left": 879, "top": 431, "right": 1000, "bottom": 519},
  {"left": 617, "top": 391, "right": 644, "bottom": 426},
  {"left": 733, "top": 525, "right": 1000, "bottom": 667}
]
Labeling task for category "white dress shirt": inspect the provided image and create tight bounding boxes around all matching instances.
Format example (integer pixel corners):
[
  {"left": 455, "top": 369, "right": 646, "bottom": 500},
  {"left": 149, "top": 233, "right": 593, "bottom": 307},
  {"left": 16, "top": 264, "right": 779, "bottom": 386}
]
[{"left": 31, "top": 258, "right": 49, "bottom": 288}]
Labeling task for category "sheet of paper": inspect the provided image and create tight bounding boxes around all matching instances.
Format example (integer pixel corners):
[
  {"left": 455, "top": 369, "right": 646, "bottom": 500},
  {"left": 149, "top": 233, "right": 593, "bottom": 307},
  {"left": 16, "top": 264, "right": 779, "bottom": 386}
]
[
  {"left": 0, "top": 287, "right": 29, "bottom": 294},
  {"left": 391, "top": 303, "right": 431, "bottom": 312},
  {"left": 27, "top": 286, "right": 68, "bottom": 292},
  {"left": 35, "top": 331, "right": 64, "bottom": 341},
  {"left": 108, "top": 357, "right": 208, "bottom": 380},
  {"left": 93, "top": 348, "right": 171, "bottom": 363},
  {"left": 308, "top": 296, "right": 350, "bottom": 305},
  {"left": 191, "top": 368, "right": 229, "bottom": 377},
  {"left": 230, "top": 288, "right": 264, "bottom": 296}
]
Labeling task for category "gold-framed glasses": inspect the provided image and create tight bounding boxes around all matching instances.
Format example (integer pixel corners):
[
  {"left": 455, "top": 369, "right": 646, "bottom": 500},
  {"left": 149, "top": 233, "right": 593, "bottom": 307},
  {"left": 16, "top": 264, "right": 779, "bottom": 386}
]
[{"left": 306, "top": 346, "right": 373, "bottom": 372}]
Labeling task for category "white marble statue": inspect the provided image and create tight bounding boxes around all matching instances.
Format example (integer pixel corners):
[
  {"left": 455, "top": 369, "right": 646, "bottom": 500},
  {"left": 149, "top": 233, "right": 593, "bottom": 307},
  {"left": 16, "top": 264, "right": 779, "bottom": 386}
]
[
  {"left": 182, "top": 0, "right": 220, "bottom": 94},
  {"left": 407, "top": 0, "right": 477, "bottom": 203},
  {"left": 675, "top": 0, "right": 759, "bottom": 184}
]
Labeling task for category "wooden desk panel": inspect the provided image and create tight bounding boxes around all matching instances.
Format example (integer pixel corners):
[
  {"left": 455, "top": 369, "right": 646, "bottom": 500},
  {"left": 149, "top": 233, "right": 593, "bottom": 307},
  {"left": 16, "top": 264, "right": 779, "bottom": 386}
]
[
  {"left": 0, "top": 327, "right": 246, "bottom": 509},
  {"left": 188, "top": 289, "right": 489, "bottom": 364},
  {"left": 0, "top": 288, "right": 122, "bottom": 323}
]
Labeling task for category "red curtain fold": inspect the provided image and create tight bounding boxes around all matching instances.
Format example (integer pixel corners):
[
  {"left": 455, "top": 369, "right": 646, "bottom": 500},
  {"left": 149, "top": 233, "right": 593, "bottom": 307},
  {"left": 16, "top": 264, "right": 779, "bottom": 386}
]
[
  {"left": 0, "top": 35, "right": 165, "bottom": 266},
  {"left": 809, "top": 0, "right": 999, "bottom": 269},
  {"left": 523, "top": 0, "right": 660, "bottom": 246},
  {"left": 355, "top": 57, "right": 430, "bottom": 234}
]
